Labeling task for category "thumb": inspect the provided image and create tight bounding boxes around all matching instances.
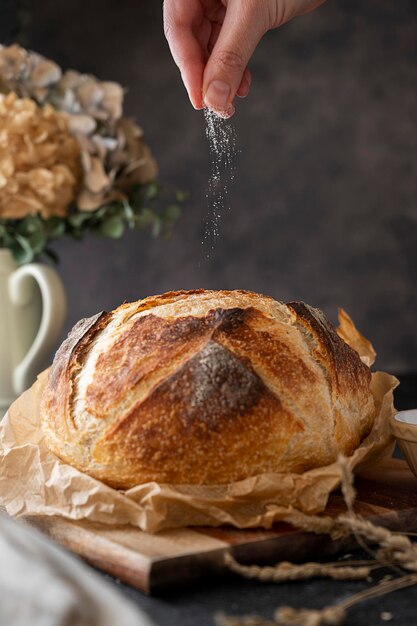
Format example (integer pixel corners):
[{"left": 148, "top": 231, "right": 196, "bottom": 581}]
[{"left": 203, "top": 0, "right": 265, "bottom": 117}]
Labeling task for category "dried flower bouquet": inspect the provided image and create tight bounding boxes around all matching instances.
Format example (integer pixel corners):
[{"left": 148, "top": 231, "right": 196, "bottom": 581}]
[{"left": 0, "top": 44, "right": 183, "bottom": 263}]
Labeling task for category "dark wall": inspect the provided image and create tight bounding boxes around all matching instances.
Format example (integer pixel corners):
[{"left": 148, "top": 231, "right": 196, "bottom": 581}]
[{"left": 3, "top": 0, "right": 417, "bottom": 372}]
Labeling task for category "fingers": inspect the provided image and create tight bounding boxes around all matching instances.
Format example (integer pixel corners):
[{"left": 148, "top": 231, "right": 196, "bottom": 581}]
[
  {"left": 164, "top": 0, "right": 326, "bottom": 114},
  {"left": 237, "top": 68, "right": 252, "bottom": 98},
  {"left": 163, "top": 0, "right": 206, "bottom": 110},
  {"left": 207, "top": 20, "right": 252, "bottom": 101},
  {"left": 178, "top": 41, "right": 206, "bottom": 110},
  {"left": 202, "top": 0, "right": 266, "bottom": 117},
  {"left": 208, "top": 24, "right": 252, "bottom": 99}
]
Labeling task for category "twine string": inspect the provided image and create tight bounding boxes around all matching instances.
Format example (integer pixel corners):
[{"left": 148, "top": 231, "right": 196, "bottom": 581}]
[{"left": 219, "top": 456, "right": 417, "bottom": 626}]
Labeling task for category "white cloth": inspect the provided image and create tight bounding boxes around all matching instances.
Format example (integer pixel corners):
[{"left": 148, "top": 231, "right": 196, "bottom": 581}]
[{"left": 0, "top": 514, "right": 154, "bottom": 626}]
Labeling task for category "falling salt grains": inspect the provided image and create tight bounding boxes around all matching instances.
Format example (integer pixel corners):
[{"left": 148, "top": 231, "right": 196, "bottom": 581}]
[{"left": 202, "top": 107, "right": 237, "bottom": 259}]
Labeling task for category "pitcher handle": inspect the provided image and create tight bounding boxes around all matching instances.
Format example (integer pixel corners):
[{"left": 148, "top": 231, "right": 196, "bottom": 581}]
[{"left": 9, "top": 264, "right": 66, "bottom": 395}]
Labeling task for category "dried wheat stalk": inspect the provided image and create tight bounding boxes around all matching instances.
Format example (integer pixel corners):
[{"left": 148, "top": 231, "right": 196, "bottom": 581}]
[
  {"left": 219, "top": 456, "right": 417, "bottom": 626},
  {"left": 224, "top": 553, "right": 373, "bottom": 582}
]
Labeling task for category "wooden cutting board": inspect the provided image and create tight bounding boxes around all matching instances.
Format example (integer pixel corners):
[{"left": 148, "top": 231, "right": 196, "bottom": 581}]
[{"left": 26, "top": 458, "right": 417, "bottom": 594}]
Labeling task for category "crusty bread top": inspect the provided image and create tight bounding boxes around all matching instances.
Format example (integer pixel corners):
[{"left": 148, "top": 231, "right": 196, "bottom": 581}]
[{"left": 41, "top": 290, "right": 375, "bottom": 488}]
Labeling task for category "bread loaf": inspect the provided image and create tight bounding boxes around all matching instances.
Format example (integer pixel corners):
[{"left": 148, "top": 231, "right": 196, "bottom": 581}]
[{"left": 41, "top": 289, "right": 375, "bottom": 489}]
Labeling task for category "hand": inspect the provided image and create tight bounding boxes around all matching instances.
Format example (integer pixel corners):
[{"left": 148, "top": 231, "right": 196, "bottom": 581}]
[{"left": 164, "top": 0, "right": 325, "bottom": 117}]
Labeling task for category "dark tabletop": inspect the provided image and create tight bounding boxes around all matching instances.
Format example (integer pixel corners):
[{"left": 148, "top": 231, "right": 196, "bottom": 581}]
[
  {"left": 96, "top": 375, "right": 417, "bottom": 626},
  {"left": 106, "top": 566, "right": 417, "bottom": 626}
]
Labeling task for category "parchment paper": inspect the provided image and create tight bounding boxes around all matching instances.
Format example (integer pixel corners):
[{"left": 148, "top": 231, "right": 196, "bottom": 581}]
[{"left": 0, "top": 311, "right": 398, "bottom": 533}]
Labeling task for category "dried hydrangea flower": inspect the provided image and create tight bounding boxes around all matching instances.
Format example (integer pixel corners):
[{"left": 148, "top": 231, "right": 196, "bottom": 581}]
[
  {"left": 0, "top": 44, "right": 61, "bottom": 103},
  {"left": 0, "top": 92, "right": 81, "bottom": 219},
  {"left": 0, "top": 44, "right": 158, "bottom": 214}
]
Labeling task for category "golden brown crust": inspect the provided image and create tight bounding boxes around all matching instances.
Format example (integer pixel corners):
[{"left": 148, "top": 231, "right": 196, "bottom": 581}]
[
  {"left": 42, "top": 311, "right": 111, "bottom": 443},
  {"left": 287, "top": 301, "right": 372, "bottom": 394},
  {"left": 86, "top": 309, "right": 225, "bottom": 419},
  {"left": 41, "top": 290, "right": 376, "bottom": 488},
  {"left": 94, "top": 340, "right": 303, "bottom": 486},
  {"left": 286, "top": 301, "right": 374, "bottom": 454}
]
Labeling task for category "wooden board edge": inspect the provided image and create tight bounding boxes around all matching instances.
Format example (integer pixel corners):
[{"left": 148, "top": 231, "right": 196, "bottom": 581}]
[{"left": 146, "top": 507, "right": 417, "bottom": 593}]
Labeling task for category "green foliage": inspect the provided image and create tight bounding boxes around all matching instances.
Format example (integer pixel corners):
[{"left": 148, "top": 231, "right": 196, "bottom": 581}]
[{"left": 0, "top": 182, "right": 185, "bottom": 264}]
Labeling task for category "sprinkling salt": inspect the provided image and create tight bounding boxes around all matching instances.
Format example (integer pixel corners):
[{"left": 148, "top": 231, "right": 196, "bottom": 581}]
[{"left": 202, "top": 107, "right": 237, "bottom": 259}]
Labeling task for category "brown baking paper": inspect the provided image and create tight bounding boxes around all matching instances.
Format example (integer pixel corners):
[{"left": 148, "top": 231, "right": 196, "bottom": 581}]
[{"left": 0, "top": 311, "right": 398, "bottom": 533}]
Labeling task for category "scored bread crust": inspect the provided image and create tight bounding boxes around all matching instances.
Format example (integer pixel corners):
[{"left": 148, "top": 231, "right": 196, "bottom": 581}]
[{"left": 41, "top": 289, "right": 376, "bottom": 489}]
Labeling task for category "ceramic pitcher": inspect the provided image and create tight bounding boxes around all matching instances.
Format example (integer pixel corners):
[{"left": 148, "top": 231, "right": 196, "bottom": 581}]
[{"left": 0, "top": 249, "right": 66, "bottom": 417}]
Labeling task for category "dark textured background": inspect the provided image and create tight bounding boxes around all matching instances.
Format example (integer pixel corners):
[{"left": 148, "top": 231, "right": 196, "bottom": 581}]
[{"left": 2, "top": 0, "right": 417, "bottom": 372}]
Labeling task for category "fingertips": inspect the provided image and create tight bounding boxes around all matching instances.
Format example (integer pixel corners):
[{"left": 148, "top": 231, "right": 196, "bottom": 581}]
[
  {"left": 188, "top": 89, "right": 204, "bottom": 110},
  {"left": 204, "top": 67, "right": 250, "bottom": 117},
  {"left": 204, "top": 79, "right": 233, "bottom": 115},
  {"left": 236, "top": 68, "right": 252, "bottom": 98},
  {"left": 202, "top": 0, "right": 264, "bottom": 117},
  {"left": 180, "top": 67, "right": 205, "bottom": 110}
]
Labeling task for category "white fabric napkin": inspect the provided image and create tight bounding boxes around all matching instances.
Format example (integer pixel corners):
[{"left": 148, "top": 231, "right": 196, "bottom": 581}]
[{"left": 0, "top": 514, "right": 154, "bottom": 626}]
